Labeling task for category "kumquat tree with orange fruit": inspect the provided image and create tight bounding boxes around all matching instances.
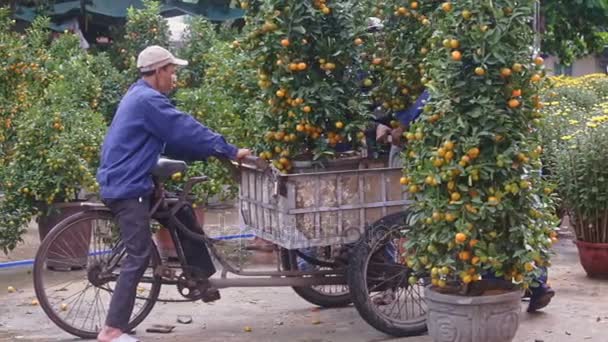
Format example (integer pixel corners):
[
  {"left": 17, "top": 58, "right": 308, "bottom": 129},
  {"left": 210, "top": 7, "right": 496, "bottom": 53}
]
[
  {"left": 241, "top": 0, "right": 371, "bottom": 171},
  {"left": 0, "top": 15, "right": 109, "bottom": 252},
  {"left": 360, "top": 0, "right": 438, "bottom": 120},
  {"left": 401, "top": 0, "right": 558, "bottom": 293}
]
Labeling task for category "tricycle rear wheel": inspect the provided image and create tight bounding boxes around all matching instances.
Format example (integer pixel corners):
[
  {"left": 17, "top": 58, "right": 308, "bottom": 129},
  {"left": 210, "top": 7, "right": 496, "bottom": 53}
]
[
  {"left": 347, "top": 211, "right": 428, "bottom": 337},
  {"left": 281, "top": 247, "right": 352, "bottom": 308}
]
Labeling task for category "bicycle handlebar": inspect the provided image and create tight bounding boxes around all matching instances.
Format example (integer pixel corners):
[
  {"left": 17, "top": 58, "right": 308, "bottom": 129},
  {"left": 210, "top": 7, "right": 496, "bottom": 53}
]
[
  {"left": 179, "top": 175, "right": 208, "bottom": 203},
  {"left": 238, "top": 155, "right": 269, "bottom": 170}
]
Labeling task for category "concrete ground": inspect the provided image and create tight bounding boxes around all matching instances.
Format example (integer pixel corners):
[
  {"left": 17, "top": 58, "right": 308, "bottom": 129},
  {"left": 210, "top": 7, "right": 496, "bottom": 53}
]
[{"left": 1, "top": 210, "right": 608, "bottom": 342}]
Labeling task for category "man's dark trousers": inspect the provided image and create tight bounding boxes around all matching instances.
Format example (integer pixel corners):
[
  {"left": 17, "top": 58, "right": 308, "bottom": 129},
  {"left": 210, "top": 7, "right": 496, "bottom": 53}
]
[
  {"left": 104, "top": 196, "right": 153, "bottom": 331},
  {"left": 103, "top": 196, "right": 216, "bottom": 330}
]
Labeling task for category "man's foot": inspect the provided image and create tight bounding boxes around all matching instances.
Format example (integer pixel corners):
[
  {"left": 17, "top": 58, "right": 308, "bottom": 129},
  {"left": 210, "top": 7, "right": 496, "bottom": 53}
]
[
  {"left": 527, "top": 287, "right": 555, "bottom": 313},
  {"left": 97, "top": 325, "right": 123, "bottom": 342},
  {"left": 372, "top": 290, "right": 395, "bottom": 306},
  {"left": 201, "top": 288, "right": 221, "bottom": 303}
]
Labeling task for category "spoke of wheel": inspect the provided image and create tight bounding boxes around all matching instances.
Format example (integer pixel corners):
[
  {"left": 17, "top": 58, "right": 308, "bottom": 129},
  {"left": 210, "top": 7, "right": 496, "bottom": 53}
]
[
  {"left": 51, "top": 281, "right": 87, "bottom": 308},
  {"left": 388, "top": 275, "right": 406, "bottom": 319},
  {"left": 68, "top": 283, "right": 91, "bottom": 327},
  {"left": 367, "top": 271, "right": 404, "bottom": 293},
  {"left": 81, "top": 286, "right": 97, "bottom": 331},
  {"left": 92, "top": 287, "right": 104, "bottom": 331},
  {"left": 96, "top": 286, "right": 108, "bottom": 323},
  {"left": 411, "top": 285, "right": 426, "bottom": 314},
  {"left": 45, "top": 271, "right": 84, "bottom": 292}
]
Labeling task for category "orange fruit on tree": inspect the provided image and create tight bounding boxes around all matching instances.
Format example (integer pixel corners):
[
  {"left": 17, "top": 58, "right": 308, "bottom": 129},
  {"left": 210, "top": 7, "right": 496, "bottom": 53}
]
[
  {"left": 508, "top": 98, "right": 520, "bottom": 108},
  {"left": 467, "top": 147, "right": 480, "bottom": 159},
  {"left": 280, "top": 38, "right": 290, "bottom": 47},
  {"left": 488, "top": 196, "right": 500, "bottom": 206},
  {"left": 441, "top": 2, "right": 452, "bottom": 12},
  {"left": 437, "top": 147, "right": 447, "bottom": 157},
  {"left": 447, "top": 181, "right": 456, "bottom": 191},
  {"left": 458, "top": 250, "right": 471, "bottom": 261},
  {"left": 455, "top": 232, "right": 467, "bottom": 244},
  {"left": 451, "top": 50, "right": 462, "bottom": 61},
  {"left": 372, "top": 57, "right": 383, "bottom": 65},
  {"left": 462, "top": 9, "right": 472, "bottom": 19},
  {"left": 410, "top": 1, "right": 419, "bottom": 9},
  {"left": 335, "top": 121, "right": 344, "bottom": 129},
  {"left": 512, "top": 63, "right": 523, "bottom": 72},
  {"left": 354, "top": 38, "right": 363, "bottom": 46},
  {"left": 449, "top": 39, "right": 460, "bottom": 49},
  {"left": 444, "top": 150, "right": 454, "bottom": 161},
  {"left": 500, "top": 68, "right": 512, "bottom": 77},
  {"left": 465, "top": 204, "right": 478, "bottom": 213},
  {"left": 288, "top": 63, "right": 298, "bottom": 71},
  {"left": 444, "top": 140, "right": 455, "bottom": 150},
  {"left": 276, "top": 89, "right": 286, "bottom": 97},
  {"left": 297, "top": 62, "right": 307, "bottom": 71},
  {"left": 302, "top": 106, "right": 312, "bottom": 113},
  {"left": 511, "top": 89, "right": 522, "bottom": 97},
  {"left": 534, "top": 56, "right": 544, "bottom": 66},
  {"left": 474, "top": 67, "right": 486, "bottom": 76},
  {"left": 397, "top": 7, "right": 408, "bottom": 15},
  {"left": 296, "top": 124, "right": 304, "bottom": 132},
  {"left": 469, "top": 239, "right": 479, "bottom": 248},
  {"left": 400, "top": 177, "right": 409, "bottom": 185},
  {"left": 531, "top": 74, "right": 542, "bottom": 82},
  {"left": 445, "top": 212, "right": 457, "bottom": 222},
  {"left": 450, "top": 192, "right": 461, "bottom": 201}
]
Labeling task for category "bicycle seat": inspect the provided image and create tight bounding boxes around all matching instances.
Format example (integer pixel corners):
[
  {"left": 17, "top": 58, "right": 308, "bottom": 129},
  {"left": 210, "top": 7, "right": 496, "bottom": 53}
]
[{"left": 152, "top": 158, "right": 187, "bottom": 180}]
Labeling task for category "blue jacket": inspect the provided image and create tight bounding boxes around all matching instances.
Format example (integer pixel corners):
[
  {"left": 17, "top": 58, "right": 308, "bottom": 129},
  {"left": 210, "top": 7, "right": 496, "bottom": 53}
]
[
  {"left": 395, "top": 90, "right": 429, "bottom": 127},
  {"left": 96, "top": 79, "right": 238, "bottom": 199}
]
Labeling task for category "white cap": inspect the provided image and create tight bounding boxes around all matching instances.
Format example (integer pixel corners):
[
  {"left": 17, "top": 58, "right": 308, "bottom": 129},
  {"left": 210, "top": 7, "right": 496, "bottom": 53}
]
[
  {"left": 367, "top": 17, "right": 384, "bottom": 31},
  {"left": 137, "top": 45, "right": 188, "bottom": 72}
]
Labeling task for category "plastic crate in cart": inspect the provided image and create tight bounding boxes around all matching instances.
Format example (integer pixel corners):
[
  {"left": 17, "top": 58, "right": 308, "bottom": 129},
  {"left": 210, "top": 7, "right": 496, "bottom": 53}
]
[{"left": 238, "top": 159, "right": 412, "bottom": 249}]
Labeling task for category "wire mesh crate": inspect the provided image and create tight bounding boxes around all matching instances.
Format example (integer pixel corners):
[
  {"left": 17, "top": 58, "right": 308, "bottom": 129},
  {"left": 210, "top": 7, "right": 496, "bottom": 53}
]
[{"left": 238, "top": 158, "right": 411, "bottom": 249}]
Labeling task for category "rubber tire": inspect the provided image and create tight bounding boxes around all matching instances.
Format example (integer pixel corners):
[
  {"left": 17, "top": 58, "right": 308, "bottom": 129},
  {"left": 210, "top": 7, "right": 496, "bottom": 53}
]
[
  {"left": 347, "top": 211, "right": 428, "bottom": 337},
  {"left": 281, "top": 249, "right": 352, "bottom": 308},
  {"left": 33, "top": 209, "right": 162, "bottom": 339},
  {"left": 291, "top": 283, "right": 352, "bottom": 308}
]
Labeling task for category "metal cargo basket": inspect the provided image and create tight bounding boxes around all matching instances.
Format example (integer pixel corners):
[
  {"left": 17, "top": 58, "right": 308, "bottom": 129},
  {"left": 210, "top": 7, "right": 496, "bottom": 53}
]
[{"left": 238, "top": 158, "right": 412, "bottom": 249}]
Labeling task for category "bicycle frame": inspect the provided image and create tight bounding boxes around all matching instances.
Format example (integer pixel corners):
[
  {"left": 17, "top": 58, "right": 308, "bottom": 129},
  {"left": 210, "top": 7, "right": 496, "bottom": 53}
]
[{"left": 82, "top": 173, "right": 346, "bottom": 291}]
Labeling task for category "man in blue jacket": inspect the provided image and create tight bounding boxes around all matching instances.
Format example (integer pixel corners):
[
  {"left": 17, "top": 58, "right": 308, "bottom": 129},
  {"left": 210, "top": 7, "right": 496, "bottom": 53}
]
[{"left": 96, "top": 46, "right": 250, "bottom": 342}]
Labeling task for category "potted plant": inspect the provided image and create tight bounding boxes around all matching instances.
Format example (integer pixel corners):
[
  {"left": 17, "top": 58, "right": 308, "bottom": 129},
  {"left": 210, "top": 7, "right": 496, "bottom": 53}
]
[
  {"left": 241, "top": 0, "right": 371, "bottom": 171},
  {"left": 0, "top": 16, "right": 112, "bottom": 257},
  {"left": 544, "top": 75, "right": 608, "bottom": 278},
  {"left": 401, "top": 1, "right": 557, "bottom": 340}
]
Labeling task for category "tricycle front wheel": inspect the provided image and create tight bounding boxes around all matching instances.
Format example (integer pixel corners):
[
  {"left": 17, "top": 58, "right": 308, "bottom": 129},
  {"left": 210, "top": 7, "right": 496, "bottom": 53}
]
[{"left": 347, "top": 212, "right": 428, "bottom": 337}]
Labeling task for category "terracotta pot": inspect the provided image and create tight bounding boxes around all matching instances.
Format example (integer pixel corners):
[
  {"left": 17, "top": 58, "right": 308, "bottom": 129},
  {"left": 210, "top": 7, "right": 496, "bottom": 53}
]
[
  {"left": 193, "top": 206, "right": 205, "bottom": 227},
  {"left": 574, "top": 240, "right": 608, "bottom": 278},
  {"left": 153, "top": 206, "right": 206, "bottom": 261},
  {"left": 38, "top": 202, "right": 92, "bottom": 270},
  {"left": 152, "top": 226, "right": 177, "bottom": 260}
]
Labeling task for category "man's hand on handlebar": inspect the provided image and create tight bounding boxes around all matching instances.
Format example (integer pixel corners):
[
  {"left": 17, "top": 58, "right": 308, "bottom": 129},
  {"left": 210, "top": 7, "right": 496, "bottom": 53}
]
[{"left": 236, "top": 148, "right": 252, "bottom": 160}]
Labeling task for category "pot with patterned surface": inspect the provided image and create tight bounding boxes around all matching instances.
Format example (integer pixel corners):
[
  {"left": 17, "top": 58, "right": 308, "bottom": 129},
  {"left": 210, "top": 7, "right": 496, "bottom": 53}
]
[{"left": 424, "top": 284, "right": 521, "bottom": 342}]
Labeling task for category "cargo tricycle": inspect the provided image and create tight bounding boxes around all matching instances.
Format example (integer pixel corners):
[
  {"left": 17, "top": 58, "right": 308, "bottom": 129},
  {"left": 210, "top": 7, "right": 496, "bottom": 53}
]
[{"left": 33, "top": 156, "right": 428, "bottom": 339}]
